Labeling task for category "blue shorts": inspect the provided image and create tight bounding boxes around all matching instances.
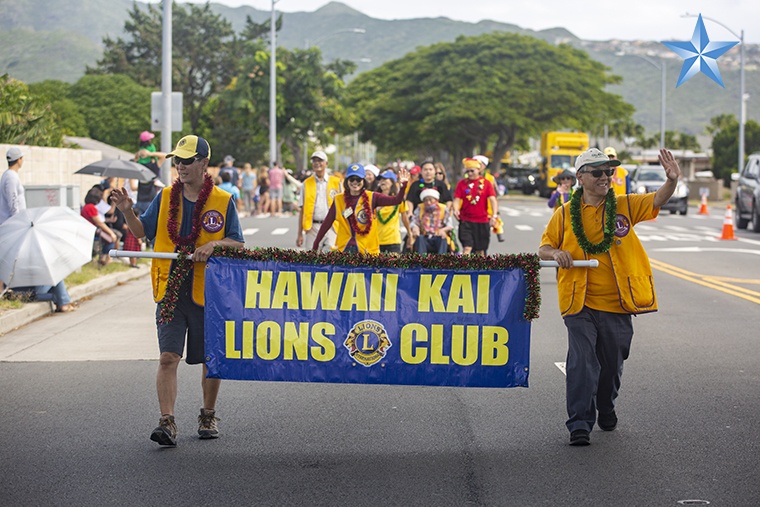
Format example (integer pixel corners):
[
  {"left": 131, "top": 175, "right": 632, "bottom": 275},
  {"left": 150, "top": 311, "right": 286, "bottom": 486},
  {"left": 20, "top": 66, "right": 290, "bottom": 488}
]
[{"left": 156, "top": 280, "right": 206, "bottom": 364}]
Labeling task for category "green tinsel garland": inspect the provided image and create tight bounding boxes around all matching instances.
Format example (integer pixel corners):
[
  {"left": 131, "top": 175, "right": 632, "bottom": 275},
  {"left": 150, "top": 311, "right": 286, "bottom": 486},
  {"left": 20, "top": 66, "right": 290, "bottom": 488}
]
[
  {"left": 569, "top": 187, "right": 617, "bottom": 255},
  {"left": 210, "top": 247, "right": 543, "bottom": 321}
]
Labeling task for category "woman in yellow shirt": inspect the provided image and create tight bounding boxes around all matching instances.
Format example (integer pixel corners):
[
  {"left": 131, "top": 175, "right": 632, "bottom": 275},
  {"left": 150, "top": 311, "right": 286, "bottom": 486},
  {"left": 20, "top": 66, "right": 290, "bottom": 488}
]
[{"left": 375, "top": 170, "right": 412, "bottom": 254}]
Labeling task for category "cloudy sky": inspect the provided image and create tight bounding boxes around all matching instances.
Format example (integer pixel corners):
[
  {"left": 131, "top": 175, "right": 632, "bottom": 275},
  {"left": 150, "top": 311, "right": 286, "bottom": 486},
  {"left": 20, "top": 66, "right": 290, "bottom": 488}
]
[{"left": 179, "top": 0, "right": 758, "bottom": 44}]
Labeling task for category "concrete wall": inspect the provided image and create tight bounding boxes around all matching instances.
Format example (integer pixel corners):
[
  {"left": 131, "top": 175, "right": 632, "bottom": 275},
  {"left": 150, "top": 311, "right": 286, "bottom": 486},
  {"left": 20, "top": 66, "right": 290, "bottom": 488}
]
[{"left": 1, "top": 144, "right": 105, "bottom": 207}]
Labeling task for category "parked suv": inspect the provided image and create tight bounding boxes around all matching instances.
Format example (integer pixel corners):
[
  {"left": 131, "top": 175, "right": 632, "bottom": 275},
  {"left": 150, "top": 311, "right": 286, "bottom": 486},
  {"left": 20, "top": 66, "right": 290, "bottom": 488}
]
[
  {"left": 735, "top": 153, "right": 760, "bottom": 232},
  {"left": 630, "top": 165, "right": 689, "bottom": 215}
]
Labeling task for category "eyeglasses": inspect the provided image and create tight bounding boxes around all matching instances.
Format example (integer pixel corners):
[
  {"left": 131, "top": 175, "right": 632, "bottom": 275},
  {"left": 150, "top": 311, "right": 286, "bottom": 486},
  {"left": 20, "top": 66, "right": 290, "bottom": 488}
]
[
  {"left": 347, "top": 177, "right": 363, "bottom": 183},
  {"left": 581, "top": 167, "right": 614, "bottom": 178},
  {"left": 173, "top": 156, "right": 199, "bottom": 166}
]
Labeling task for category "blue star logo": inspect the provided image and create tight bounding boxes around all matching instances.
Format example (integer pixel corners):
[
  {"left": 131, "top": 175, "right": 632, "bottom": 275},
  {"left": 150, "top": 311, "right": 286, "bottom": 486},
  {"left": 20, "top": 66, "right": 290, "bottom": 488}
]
[{"left": 662, "top": 14, "right": 738, "bottom": 87}]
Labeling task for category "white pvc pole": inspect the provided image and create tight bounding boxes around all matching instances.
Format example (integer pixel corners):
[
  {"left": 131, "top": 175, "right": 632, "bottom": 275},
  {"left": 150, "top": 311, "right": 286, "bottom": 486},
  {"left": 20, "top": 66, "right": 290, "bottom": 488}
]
[
  {"left": 111, "top": 250, "right": 599, "bottom": 268},
  {"left": 539, "top": 260, "right": 598, "bottom": 268}
]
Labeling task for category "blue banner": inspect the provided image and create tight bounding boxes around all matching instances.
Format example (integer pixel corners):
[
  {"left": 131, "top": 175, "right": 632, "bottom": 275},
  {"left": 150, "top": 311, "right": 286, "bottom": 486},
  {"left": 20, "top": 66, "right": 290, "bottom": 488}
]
[{"left": 204, "top": 256, "right": 531, "bottom": 388}]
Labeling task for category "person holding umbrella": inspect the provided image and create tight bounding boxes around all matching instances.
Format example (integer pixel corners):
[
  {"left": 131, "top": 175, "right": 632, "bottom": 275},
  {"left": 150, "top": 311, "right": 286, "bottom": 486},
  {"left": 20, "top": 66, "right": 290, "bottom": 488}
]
[
  {"left": 111, "top": 135, "right": 244, "bottom": 447},
  {"left": 0, "top": 147, "right": 75, "bottom": 312}
]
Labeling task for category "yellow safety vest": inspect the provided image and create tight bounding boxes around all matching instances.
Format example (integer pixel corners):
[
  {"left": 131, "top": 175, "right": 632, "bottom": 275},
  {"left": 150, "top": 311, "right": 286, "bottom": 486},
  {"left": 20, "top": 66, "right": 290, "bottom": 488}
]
[
  {"left": 302, "top": 175, "right": 342, "bottom": 231},
  {"left": 151, "top": 186, "right": 230, "bottom": 306},
  {"left": 333, "top": 191, "right": 379, "bottom": 254}
]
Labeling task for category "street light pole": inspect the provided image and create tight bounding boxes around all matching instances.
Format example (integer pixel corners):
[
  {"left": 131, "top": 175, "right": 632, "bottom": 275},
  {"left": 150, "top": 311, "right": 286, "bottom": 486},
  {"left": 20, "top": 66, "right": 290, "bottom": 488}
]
[
  {"left": 269, "top": 0, "right": 279, "bottom": 169},
  {"left": 160, "top": 0, "right": 172, "bottom": 185},
  {"left": 682, "top": 13, "right": 745, "bottom": 174}
]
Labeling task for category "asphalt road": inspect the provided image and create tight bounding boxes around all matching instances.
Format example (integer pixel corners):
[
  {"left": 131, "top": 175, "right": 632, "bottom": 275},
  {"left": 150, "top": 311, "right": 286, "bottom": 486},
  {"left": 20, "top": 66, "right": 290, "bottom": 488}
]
[{"left": 1, "top": 197, "right": 759, "bottom": 506}]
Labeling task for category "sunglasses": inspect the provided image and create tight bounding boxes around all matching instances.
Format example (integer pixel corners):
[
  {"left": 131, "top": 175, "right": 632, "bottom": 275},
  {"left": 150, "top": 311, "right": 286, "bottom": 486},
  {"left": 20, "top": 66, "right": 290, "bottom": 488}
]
[
  {"left": 581, "top": 167, "right": 614, "bottom": 178},
  {"left": 465, "top": 169, "right": 476, "bottom": 174},
  {"left": 347, "top": 177, "right": 363, "bottom": 183},
  {"left": 173, "top": 156, "right": 199, "bottom": 166},
  {"left": 436, "top": 172, "right": 444, "bottom": 176}
]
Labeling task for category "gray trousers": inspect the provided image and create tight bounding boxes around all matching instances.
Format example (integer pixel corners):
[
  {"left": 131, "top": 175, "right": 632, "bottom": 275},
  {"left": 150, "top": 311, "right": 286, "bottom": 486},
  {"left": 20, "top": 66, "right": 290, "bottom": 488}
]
[{"left": 563, "top": 307, "right": 633, "bottom": 433}]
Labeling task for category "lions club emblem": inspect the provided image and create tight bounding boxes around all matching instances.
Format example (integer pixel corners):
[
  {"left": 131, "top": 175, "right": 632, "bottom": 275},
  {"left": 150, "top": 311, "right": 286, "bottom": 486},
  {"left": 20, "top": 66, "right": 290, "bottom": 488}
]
[
  {"left": 344, "top": 320, "right": 392, "bottom": 367},
  {"left": 355, "top": 205, "right": 370, "bottom": 225},
  {"left": 201, "top": 210, "right": 224, "bottom": 233}
]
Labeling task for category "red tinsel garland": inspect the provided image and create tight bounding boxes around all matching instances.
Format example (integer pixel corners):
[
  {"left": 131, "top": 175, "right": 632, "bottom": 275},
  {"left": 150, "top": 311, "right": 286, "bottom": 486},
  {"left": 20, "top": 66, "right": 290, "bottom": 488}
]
[
  {"left": 158, "top": 174, "right": 214, "bottom": 324},
  {"left": 345, "top": 190, "right": 373, "bottom": 236}
]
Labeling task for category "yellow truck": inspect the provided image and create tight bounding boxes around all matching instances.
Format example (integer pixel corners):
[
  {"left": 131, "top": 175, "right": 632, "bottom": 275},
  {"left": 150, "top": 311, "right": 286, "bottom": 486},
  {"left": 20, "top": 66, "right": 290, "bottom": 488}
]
[{"left": 538, "top": 131, "right": 589, "bottom": 197}]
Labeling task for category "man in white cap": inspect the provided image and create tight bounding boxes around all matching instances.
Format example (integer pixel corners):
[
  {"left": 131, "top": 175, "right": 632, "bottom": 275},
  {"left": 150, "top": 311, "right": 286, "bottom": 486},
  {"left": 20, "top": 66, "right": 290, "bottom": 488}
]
[
  {"left": 410, "top": 187, "right": 453, "bottom": 254},
  {"left": 0, "top": 147, "right": 26, "bottom": 225},
  {"left": 220, "top": 155, "right": 240, "bottom": 190},
  {"left": 296, "top": 150, "right": 341, "bottom": 250},
  {"left": 539, "top": 147, "right": 682, "bottom": 447}
]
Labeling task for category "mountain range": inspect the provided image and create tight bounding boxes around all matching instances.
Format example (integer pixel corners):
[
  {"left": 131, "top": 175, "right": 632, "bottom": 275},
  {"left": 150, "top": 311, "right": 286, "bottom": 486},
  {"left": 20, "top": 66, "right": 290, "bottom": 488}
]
[{"left": 2, "top": 0, "right": 757, "bottom": 141}]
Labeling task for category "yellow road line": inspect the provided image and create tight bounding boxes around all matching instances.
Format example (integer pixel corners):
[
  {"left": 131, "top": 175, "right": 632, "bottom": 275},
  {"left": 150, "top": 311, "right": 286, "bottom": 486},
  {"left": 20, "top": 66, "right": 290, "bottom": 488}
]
[{"left": 649, "top": 258, "right": 760, "bottom": 305}]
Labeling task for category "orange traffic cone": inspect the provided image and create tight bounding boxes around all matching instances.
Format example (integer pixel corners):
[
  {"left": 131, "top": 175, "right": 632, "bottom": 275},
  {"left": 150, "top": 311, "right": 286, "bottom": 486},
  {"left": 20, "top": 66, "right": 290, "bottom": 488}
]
[
  {"left": 698, "top": 194, "right": 709, "bottom": 215},
  {"left": 718, "top": 204, "right": 737, "bottom": 240}
]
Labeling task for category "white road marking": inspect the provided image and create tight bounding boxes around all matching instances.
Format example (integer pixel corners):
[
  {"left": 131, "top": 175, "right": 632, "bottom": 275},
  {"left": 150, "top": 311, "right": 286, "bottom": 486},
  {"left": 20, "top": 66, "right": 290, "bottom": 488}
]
[
  {"left": 664, "top": 225, "right": 690, "bottom": 232},
  {"left": 514, "top": 224, "right": 533, "bottom": 231},
  {"left": 271, "top": 228, "right": 289, "bottom": 236},
  {"left": 242, "top": 228, "right": 259, "bottom": 236},
  {"left": 650, "top": 246, "right": 760, "bottom": 256},
  {"left": 635, "top": 224, "right": 657, "bottom": 231},
  {"left": 555, "top": 362, "right": 566, "bottom": 375}
]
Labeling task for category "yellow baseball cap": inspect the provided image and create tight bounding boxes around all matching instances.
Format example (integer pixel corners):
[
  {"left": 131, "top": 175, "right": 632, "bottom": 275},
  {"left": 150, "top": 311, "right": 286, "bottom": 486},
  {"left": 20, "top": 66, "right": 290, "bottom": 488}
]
[{"left": 167, "top": 135, "right": 211, "bottom": 160}]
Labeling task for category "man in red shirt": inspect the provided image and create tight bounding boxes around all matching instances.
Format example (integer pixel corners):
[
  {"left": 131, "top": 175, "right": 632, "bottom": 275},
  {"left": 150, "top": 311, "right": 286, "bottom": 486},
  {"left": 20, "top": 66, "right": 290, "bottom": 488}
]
[{"left": 453, "top": 158, "right": 498, "bottom": 255}]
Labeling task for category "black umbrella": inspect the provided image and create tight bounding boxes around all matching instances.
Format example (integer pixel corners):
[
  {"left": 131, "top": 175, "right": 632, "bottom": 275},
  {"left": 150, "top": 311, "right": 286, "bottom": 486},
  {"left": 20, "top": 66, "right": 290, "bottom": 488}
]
[{"left": 75, "top": 158, "right": 157, "bottom": 182}]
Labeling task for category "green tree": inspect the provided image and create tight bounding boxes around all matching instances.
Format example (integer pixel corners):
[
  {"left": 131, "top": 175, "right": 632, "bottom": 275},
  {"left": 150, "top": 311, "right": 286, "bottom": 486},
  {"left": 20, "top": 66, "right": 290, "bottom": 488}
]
[
  {"left": 211, "top": 44, "right": 356, "bottom": 170},
  {"left": 69, "top": 74, "right": 153, "bottom": 151},
  {"left": 710, "top": 115, "right": 760, "bottom": 183},
  {"left": 90, "top": 2, "right": 242, "bottom": 132},
  {"left": 28, "top": 80, "right": 88, "bottom": 137},
  {"left": 0, "top": 74, "right": 63, "bottom": 146},
  {"left": 346, "top": 32, "right": 634, "bottom": 172}
]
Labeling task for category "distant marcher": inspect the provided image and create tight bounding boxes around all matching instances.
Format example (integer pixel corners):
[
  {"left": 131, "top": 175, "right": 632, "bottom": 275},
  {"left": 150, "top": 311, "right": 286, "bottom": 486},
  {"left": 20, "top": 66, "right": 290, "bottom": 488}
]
[
  {"left": 604, "top": 147, "right": 630, "bottom": 195},
  {"left": 219, "top": 155, "right": 240, "bottom": 189},
  {"left": 434, "top": 162, "right": 451, "bottom": 190},
  {"left": 410, "top": 188, "right": 454, "bottom": 255},
  {"left": 548, "top": 169, "right": 576, "bottom": 210},
  {"left": 375, "top": 170, "right": 412, "bottom": 254},
  {"left": 364, "top": 164, "right": 380, "bottom": 192},
  {"left": 405, "top": 160, "right": 453, "bottom": 213},
  {"left": 296, "top": 151, "right": 341, "bottom": 251},
  {"left": 453, "top": 158, "right": 498, "bottom": 256},
  {"left": 313, "top": 163, "right": 409, "bottom": 254}
]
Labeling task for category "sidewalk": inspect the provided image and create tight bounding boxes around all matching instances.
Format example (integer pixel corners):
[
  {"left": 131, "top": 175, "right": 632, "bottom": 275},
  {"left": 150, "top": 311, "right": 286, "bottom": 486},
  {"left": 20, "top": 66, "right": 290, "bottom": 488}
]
[{"left": 0, "top": 265, "right": 150, "bottom": 337}]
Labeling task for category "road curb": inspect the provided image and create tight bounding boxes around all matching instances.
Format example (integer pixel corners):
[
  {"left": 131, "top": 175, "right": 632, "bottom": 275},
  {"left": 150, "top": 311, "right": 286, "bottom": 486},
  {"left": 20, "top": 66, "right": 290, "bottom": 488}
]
[{"left": 0, "top": 266, "right": 149, "bottom": 337}]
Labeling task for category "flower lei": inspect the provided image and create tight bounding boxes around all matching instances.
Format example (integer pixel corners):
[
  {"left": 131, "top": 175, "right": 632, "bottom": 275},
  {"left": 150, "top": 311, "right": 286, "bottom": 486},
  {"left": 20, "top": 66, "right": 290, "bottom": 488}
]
[
  {"left": 376, "top": 205, "right": 398, "bottom": 225},
  {"left": 421, "top": 206, "right": 443, "bottom": 235},
  {"left": 158, "top": 173, "right": 214, "bottom": 324},
  {"left": 569, "top": 187, "right": 617, "bottom": 255},
  {"left": 345, "top": 190, "right": 373, "bottom": 236},
  {"left": 464, "top": 178, "right": 485, "bottom": 205}
]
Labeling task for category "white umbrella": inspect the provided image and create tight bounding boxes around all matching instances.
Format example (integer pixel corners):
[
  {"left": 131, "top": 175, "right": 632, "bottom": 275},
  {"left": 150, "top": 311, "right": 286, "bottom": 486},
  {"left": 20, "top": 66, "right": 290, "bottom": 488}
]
[{"left": 0, "top": 207, "right": 96, "bottom": 288}]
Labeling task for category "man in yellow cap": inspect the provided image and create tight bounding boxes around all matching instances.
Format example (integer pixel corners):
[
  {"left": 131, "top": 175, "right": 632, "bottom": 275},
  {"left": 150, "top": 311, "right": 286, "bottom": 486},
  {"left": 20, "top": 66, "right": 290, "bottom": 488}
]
[
  {"left": 111, "top": 134, "right": 245, "bottom": 447},
  {"left": 604, "top": 147, "right": 629, "bottom": 195}
]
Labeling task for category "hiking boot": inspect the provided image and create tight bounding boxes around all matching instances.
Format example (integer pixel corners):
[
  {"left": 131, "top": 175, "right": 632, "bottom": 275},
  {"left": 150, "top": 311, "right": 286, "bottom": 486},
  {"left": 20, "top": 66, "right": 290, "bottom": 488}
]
[
  {"left": 598, "top": 411, "right": 618, "bottom": 431},
  {"left": 569, "top": 429, "right": 590, "bottom": 446},
  {"left": 198, "top": 408, "right": 219, "bottom": 439},
  {"left": 150, "top": 415, "right": 177, "bottom": 446}
]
